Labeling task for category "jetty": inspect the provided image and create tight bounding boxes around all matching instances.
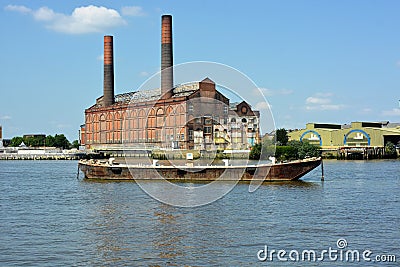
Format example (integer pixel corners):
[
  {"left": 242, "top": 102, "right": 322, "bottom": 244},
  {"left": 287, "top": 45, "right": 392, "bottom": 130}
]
[
  {"left": 0, "top": 147, "right": 86, "bottom": 160},
  {"left": 0, "top": 153, "right": 84, "bottom": 160},
  {"left": 336, "top": 146, "right": 386, "bottom": 160}
]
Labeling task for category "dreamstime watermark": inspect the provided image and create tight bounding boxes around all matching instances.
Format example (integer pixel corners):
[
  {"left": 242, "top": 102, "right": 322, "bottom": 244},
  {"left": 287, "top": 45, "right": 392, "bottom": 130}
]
[
  {"left": 122, "top": 61, "right": 275, "bottom": 207},
  {"left": 257, "top": 238, "right": 397, "bottom": 263}
]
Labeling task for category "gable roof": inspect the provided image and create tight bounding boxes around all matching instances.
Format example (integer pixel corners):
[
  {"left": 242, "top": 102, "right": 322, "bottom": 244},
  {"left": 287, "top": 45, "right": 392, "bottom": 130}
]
[{"left": 200, "top": 77, "right": 215, "bottom": 84}]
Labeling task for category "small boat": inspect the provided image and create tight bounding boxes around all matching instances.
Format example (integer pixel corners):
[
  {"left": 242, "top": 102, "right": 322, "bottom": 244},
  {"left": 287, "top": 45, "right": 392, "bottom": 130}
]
[{"left": 78, "top": 157, "right": 322, "bottom": 182}]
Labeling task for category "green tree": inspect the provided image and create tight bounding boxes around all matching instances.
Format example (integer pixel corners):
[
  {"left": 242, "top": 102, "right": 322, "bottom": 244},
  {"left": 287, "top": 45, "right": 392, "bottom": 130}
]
[
  {"left": 250, "top": 139, "right": 276, "bottom": 160},
  {"left": 10, "top": 136, "right": 24, "bottom": 147},
  {"left": 385, "top": 141, "right": 397, "bottom": 158},
  {"left": 273, "top": 140, "right": 320, "bottom": 161},
  {"left": 275, "top": 146, "right": 298, "bottom": 161},
  {"left": 260, "top": 139, "right": 276, "bottom": 159},
  {"left": 24, "top": 136, "right": 45, "bottom": 147},
  {"left": 276, "top": 128, "right": 288, "bottom": 146},
  {"left": 71, "top": 140, "right": 80, "bottom": 149},
  {"left": 54, "top": 134, "right": 71, "bottom": 149},
  {"left": 249, "top": 143, "right": 262, "bottom": 160},
  {"left": 287, "top": 140, "right": 302, "bottom": 152},
  {"left": 45, "top": 135, "right": 55, "bottom": 147},
  {"left": 298, "top": 141, "right": 320, "bottom": 159}
]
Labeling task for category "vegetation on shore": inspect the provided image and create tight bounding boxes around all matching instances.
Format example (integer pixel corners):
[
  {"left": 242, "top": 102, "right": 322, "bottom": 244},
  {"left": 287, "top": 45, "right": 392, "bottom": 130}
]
[
  {"left": 384, "top": 141, "right": 398, "bottom": 159},
  {"left": 8, "top": 134, "right": 79, "bottom": 149},
  {"left": 250, "top": 128, "right": 321, "bottom": 161}
]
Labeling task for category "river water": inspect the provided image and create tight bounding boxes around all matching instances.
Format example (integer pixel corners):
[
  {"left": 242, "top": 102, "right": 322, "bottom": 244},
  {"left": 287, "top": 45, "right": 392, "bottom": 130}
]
[{"left": 0, "top": 160, "right": 398, "bottom": 266}]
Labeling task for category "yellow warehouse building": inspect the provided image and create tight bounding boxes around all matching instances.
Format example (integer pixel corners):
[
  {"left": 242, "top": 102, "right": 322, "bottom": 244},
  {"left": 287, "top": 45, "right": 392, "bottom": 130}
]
[{"left": 288, "top": 121, "right": 400, "bottom": 150}]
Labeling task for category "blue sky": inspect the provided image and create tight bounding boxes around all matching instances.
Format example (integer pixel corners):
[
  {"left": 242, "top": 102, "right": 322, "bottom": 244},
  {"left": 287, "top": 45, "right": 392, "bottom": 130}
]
[{"left": 1, "top": 0, "right": 400, "bottom": 141}]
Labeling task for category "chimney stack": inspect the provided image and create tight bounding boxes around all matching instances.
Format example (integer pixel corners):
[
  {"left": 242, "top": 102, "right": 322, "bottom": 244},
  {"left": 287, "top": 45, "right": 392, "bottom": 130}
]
[
  {"left": 103, "top": 35, "right": 114, "bottom": 106},
  {"left": 161, "top": 15, "right": 173, "bottom": 98}
]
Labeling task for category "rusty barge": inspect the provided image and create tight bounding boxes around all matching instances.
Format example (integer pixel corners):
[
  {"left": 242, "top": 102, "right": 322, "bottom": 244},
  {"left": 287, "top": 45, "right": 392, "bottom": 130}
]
[{"left": 78, "top": 157, "right": 322, "bottom": 182}]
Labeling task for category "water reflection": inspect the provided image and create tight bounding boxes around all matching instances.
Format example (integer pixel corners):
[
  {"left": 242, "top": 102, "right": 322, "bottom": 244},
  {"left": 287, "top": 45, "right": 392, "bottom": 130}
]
[
  {"left": 82, "top": 183, "right": 131, "bottom": 265},
  {"left": 152, "top": 204, "right": 185, "bottom": 262}
]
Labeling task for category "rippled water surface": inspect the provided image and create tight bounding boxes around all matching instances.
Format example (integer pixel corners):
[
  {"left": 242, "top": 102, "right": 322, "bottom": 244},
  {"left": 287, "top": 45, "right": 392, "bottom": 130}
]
[{"left": 0, "top": 160, "right": 399, "bottom": 266}]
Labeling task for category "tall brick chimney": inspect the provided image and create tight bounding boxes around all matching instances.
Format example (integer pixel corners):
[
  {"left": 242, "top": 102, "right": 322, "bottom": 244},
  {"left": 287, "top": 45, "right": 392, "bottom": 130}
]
[
  {"left": 103, "top": 35, "right": 114, "bottom": 106},
  {"left": 161, "top": 15, "right": 173, "bottom": 98}
]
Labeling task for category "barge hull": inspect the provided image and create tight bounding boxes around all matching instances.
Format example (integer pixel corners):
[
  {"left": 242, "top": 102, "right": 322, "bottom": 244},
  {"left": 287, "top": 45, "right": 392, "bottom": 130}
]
[{"left": 78, "top": 158, "right": 322, "bottom": 182}]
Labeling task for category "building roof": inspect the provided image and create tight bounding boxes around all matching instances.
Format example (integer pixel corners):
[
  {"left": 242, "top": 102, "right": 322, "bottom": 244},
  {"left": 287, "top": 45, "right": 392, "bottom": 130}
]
[
  {"left": 172, "top": 82, "right": 199, "bottom": 97},
  {"left": 88, "top": 78, "right": 261, "bottom": 118},
  {"left": 116, "top": 88, "right": 161, "bottom": 104},
  {"left": 200, "top": 77, "right": 215, "bottom": 84},
  {"left": 92, "top": 80, "right": 207, "bottom": 108}
]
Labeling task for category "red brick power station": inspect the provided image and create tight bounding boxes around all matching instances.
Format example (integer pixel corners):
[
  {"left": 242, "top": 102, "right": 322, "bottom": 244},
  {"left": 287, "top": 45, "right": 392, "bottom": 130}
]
[{"left": 81, "top": 15, "right": 260, "bottom": 151}]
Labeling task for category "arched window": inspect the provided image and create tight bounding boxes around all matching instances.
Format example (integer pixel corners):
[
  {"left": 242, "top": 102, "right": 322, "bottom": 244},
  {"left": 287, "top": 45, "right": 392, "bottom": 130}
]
[
  {"left": 99, "top": 114, "right": 106, "bottom": 143},
  {"left": 147, "top": 109, "right": 156, "bottom": 128},
  {"left": 156, "top": 108, "right": 164, "bottom": 128}
]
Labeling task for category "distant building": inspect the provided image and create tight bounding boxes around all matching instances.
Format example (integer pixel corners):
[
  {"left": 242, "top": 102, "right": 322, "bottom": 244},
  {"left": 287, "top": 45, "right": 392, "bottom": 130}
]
[
  {"left": 23, "top": 134, "right": 46, "bottom": 139},
  {"left": 288, "top": 121, "right": 400, "bottom": 148},
  {"left": 82, "top": 15, "right": 260, "bottom": 151}
]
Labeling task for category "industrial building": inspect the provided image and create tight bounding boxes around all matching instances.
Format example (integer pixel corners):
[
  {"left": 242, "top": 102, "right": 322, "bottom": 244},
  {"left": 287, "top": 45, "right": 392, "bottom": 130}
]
[
  {"left": 288, "top": 121, "right": 400, "bottom": 149},
  {"left": 81, "top": 15, "right": 260, "bottom": 151}
]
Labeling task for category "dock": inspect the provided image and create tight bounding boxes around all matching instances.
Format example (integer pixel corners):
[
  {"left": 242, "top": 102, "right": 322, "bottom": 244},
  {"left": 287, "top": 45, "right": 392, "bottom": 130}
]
[
  {"left": 336, "top": 146, "right": 386, "bottom": 160},
  {"left": 0, "top": 149, "right": 86, "bottom": 160},
  {"left": 0, "top": 154, "right": 84, "bottom": 160}
]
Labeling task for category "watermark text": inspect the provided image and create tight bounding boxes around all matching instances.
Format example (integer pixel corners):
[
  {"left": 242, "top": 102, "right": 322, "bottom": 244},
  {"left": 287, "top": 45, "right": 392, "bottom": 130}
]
[{"left": 257, "top": 238, "right": 396, "bottom": 263}]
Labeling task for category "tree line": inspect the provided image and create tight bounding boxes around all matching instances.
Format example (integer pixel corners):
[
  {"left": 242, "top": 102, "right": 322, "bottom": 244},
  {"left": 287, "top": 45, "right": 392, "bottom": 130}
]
[
  {"left": 250, "top": 128, "right": 320, "bottom": 161},
  {"left": 8, "top": 134, "right": 79, "bottom": 149}
]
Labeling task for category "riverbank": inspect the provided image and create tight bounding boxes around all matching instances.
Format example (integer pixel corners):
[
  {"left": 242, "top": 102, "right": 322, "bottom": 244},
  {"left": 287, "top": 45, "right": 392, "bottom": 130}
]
[{"left": 0, "top": 153, "right": 85, "bottom": 160}]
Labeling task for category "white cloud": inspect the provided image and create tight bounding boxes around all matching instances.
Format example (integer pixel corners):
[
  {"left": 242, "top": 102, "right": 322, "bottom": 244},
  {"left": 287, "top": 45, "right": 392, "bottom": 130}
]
[
  {"left": 306, "top": 96, "right": 330, "bottom": 105},
  {"left": 121, "top": 6, "right": 146, "bottom": 16},
  {"left": 5, "top": 5, "right": 31, "bottom": 13},
  {"left": 305, "top": 104, "right": 345, "bottom": 111},
  {"left": 34, "top": 6, "right": 57, "bottom": 21},
  {"left": 51, "top": 6, "right": 127, "bottom": 34},
  {"left": 5, "top": 5, "right": 128, "bottom": 34},
  {"left": 97, "top": 54, "right": 104, "bottom": 61},
  {"left": 255, "top": 101, "right": 271, "bottom": 110},
  {"left": 256, "top": 87, "right": 293, "bottom": 97},
  {"left": 382, "top": 108, "right": 400, "bottom": 116},
  {"left": 0, "top": 115, "right": 11, "bottom": 120},
  {"left": 305, "top": 92, "right": 345, "bottom": 111}
]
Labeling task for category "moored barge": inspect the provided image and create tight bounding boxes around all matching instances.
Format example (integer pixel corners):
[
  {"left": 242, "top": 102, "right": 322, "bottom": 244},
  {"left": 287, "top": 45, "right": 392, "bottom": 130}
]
[{"left": 78, "top": 157, "right": 322, "bottom": 182}]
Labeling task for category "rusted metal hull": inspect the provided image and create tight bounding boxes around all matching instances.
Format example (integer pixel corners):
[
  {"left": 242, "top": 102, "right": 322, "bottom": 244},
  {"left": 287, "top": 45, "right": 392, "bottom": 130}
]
[{"left": 78, "top": 158, "right": 322, "bottom": 182}]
